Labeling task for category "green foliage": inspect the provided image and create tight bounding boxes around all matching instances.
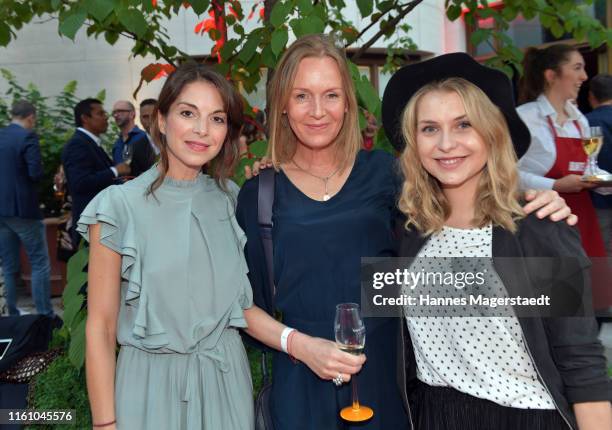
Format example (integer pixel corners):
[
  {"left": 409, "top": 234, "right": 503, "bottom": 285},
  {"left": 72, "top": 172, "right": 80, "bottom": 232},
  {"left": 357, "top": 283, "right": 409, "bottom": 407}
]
[
  {"left": 27, "top": 352, "right": 91, "bottom": 429},
  {"left": 63, "top": 245, "right": 89, "bottom": 369},
  {"left": 446, "top": 0, "right": 612, "bottom": 72}
]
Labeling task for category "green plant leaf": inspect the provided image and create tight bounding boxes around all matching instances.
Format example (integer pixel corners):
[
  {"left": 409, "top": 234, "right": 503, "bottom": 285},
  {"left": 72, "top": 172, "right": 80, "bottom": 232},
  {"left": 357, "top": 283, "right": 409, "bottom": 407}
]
[
  {"left": 96, "top": 89, "right": 106, "bottom": 102},
  {"left": 63, "top": 271, "right": 87, "bottom": 304},
  {"left": 299, "top": 15, "right": 325, "bottom": 35},
  {"left": 190, "top": 0, "right": 211, "bottom": 15},
  {"left": 62, "top": 293, "right": 84, "bottom": 328},
  {"left": 249, "top": 139, "right": 268, "bottom": 158},
  {"left": 446, "top": 4, "right": 461, "bottom": 21},
  {"left": 67, "top": 247, "right": 89, "bottom": 282},
  {"left": 270, "top": 1, "right": 292, "bottom": 28},
  {"left": 117, "top": 8, "right": 148, "bottom": 39},
  {"left": 68, "top": 317, "right": 86, "bottom": 369},
  {"left": 220, "top": 39, "right": 239, "bottom": 61},
  {"left": 470, "top": 28, "right": 491, "bottom": 47},
  {"left": 271, "top": 27, "right": 288, "bottom": 56},
  {"left": 297, "top": 0, "right": 314, "bottom": 15},
  {"left": 84, "top": 0, "right": 114, "bottom": 22},
  {"left": 238, "top": 32, "right": 261, "bottom": 63},
  {"left": 261, "top": 45, "right": 277, "bottom": 68},
  {"left": 59, "top": 11, "right": 87, "bottom": 40},
  {"left": 104, "top": 30, "right": 120, "bottom": 45},
  {"left": 0, "top": 22, "right": 10, "bottom": 46},
  {"left": 356, "top": 0, "right": 373, "bottom": 17},
  {"left": 355, "top": 77, "right": 379, "bottom": 116}
]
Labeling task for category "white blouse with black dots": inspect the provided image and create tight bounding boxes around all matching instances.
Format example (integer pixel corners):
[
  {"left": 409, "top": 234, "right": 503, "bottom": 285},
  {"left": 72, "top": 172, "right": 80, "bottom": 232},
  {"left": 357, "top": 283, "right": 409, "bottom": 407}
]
[{"left": 404, "top": 224, "right": 555, "bottom": 409}]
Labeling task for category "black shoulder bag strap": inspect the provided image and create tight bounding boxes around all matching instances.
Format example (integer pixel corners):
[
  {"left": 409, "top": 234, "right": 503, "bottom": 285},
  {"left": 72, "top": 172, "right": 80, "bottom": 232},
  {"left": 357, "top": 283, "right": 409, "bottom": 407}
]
[
  {"left": 257, "top": 168, "right": 276, "bottom": 389},
  {"left": 258, "top": 168, "right": 276, "bottom": 311}
]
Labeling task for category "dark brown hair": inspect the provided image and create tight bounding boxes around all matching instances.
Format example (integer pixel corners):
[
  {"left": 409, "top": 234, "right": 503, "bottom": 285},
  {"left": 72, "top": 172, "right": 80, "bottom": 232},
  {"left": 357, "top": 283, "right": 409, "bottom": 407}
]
[
  {"left": 518, "top": 44, "right": 578, "bottom": 104},
  {"left": 148, "top": 62, "right": 244, "bottom": 196},
  {"left": 589, "top": 74, "right": 612, "bottom": 103}
]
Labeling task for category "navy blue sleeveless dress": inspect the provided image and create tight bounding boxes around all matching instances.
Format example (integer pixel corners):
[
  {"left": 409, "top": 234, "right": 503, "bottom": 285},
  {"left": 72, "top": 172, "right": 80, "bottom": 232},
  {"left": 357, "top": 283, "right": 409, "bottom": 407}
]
[{"left": 236, "top": 150, "right": 409, "bottom": 430}]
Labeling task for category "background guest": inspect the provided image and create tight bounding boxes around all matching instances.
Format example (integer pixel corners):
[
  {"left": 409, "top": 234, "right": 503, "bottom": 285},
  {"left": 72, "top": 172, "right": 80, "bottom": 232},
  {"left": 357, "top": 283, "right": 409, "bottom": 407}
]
[
  {"left": 111, "top": 100, "right": 155, "bottom": 177},
  {"left": 61, "top": 98, "right": 130, "bottom": 246},
  {"left": 0, "top": 100, "right": 53, "bottom": 316},
  {"left": 139, "top": 98, "right": 159, "bottom": 155},
  {"left": 586, "top": 74, "right": 612, "bottom": 259}
]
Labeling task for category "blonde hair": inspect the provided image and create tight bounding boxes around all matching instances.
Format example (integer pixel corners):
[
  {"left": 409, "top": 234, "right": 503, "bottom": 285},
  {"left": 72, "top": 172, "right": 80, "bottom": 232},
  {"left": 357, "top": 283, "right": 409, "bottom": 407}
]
[
  {"left": 267, "top": 34, "right": 362, "bottom": 170},
  {"left": 398, "top": 78, "right": 524, "bottom": 234}
]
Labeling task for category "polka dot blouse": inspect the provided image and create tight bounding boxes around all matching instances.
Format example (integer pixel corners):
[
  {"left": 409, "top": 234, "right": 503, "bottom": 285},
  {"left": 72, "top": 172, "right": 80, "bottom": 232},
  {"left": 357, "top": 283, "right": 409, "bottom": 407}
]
[{"left": 404, "top": 224, "right": 555, "bottom": 409}]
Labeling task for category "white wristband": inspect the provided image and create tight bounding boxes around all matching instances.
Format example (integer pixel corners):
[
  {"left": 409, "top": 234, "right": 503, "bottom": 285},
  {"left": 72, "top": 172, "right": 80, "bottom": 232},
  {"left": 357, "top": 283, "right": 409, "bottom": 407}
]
[{"left": 280, "top": 327, "right": 295, "bottom": 354}]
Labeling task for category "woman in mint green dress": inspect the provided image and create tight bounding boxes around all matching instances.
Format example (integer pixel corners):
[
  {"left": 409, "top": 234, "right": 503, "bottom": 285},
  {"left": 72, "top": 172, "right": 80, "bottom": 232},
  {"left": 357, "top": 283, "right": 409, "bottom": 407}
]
[{"left": 78, "top": 63, "right": 254, "bottom": 429}]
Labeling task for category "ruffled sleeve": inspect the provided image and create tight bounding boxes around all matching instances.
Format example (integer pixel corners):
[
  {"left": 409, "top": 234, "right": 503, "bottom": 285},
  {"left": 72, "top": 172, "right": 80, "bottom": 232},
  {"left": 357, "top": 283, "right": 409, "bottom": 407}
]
[
  {"left": 76, "top": 186, "right": 138, "bottom": 283},
  {"left": 226, "top": 180, "right": 254, "bottom": 312},
  {"left": 77, "top": 184, "right": 169, "bottom": 348},
  {"left": 76, "top": 186, "right": 141, "bottom": 302},
  {"left": 77, "top": 185, "right": 131, "bottom": 252}
]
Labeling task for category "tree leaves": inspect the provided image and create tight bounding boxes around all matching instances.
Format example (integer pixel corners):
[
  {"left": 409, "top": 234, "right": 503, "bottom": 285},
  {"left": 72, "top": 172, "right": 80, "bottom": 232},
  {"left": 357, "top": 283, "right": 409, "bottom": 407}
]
[
  {"left": 84, "top": 0, "right": 114, "bottom": 22},
  {"left": 59, "top": 10, "right": 86, "bottom": 40},
  {"left": 189, "top": 0, "right": 211, "bottom": 16},
  {"left": 270, "top": 1, "right": 292, "bottom": 28},
  {"left": 0, "top": 22, "right": 11, "bottom": 46},
  {"left": 290, "top": 15, "right": 326, "bottom": 37},
  {"left": 238, "top": 31, "right": 262, "bottom": 63},
  {"left": 117, "top": 8, "right": 148, "bottom": 39},
  {"left": 446, "top": 4, "right": 462, "bottom": 21},
  {"left": 356, "top": 0, "right": 373, "bottom": 17},
  {"left": 271, "top": 27, "right": 288, "bottom": 56},
  {"left": 68, "top": 317, "right": 86, "bottom": 369}
]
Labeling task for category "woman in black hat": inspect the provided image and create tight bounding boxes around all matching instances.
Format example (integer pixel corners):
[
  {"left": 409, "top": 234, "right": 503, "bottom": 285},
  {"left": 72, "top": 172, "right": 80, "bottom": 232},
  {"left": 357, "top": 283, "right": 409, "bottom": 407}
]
[{"left": 382, "top": 53, "right": 611, "bottom": 430}]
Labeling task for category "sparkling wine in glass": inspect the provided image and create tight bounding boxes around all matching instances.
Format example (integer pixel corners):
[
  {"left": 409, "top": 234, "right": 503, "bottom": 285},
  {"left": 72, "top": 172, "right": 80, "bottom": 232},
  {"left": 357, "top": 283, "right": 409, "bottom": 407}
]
[
  {"left": 582, "top": 126, "right": 603, "bottom": 177},
  {"left": 122, "top": 143, "right": 134, "bottom": 166},
  {"left": 334, "top": 303, "right": 373, "bottom": 422}
]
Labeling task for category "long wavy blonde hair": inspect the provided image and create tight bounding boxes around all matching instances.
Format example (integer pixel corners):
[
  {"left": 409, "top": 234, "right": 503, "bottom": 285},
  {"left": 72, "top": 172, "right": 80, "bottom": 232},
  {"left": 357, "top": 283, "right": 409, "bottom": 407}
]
[
  {"left": 398, "top": 78, "right": 524, "bottom": 234},
  {"left": 266, "top": 34, "right": 362, "bottom": 170}
]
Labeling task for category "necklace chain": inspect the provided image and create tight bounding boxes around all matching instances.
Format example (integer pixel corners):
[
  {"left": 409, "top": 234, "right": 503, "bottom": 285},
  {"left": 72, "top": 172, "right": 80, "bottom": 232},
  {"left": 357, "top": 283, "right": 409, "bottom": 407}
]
[{"left": 291, "top": 159, "right": 342, "bottom": 201}]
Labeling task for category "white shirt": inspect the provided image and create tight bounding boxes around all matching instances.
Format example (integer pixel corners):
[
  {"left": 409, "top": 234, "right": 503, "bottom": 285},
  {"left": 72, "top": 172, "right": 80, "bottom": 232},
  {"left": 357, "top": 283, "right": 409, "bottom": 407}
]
[
  {"left": 77, "top": 127, "right": 118, "bottom": 177},
  {"left": 404, "top": 224, "right": 555, "bottom": 409},
  {"left": 146, "top": 132, "right": 160, "bottom": 155},
  {"left": 516, "top": 95, "right": 590, "bottom": 191}
]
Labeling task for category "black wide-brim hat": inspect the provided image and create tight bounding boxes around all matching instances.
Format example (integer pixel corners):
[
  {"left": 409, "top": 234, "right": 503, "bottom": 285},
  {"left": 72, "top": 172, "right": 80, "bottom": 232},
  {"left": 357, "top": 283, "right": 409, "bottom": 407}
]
[{"left": 381, "top": 52, "right": 530, "bottom": 158}]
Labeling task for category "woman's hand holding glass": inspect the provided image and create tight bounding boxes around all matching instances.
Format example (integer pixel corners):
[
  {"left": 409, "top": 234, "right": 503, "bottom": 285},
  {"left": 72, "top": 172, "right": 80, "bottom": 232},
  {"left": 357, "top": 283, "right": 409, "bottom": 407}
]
[{"left": 289, "top": 331, "right": 366, "bottom": 384}]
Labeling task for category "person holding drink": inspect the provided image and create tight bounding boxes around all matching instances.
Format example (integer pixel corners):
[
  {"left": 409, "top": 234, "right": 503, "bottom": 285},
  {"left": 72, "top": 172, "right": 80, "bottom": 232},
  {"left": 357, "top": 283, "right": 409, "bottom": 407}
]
[
  {"left": 237, "top": 34, "right": 575, "bottom": 430},
  {"left": 382, "top": 52, "right": 612, "bottom": 430},
  {"left": 516, "top": 44, "right": 609, "bottom": 258}
]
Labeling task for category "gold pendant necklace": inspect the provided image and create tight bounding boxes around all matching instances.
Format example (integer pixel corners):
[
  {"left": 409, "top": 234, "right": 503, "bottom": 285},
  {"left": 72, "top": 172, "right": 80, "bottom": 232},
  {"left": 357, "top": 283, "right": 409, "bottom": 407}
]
[{"left": 291, "top": 159, "right": 342, "bottom": 201}]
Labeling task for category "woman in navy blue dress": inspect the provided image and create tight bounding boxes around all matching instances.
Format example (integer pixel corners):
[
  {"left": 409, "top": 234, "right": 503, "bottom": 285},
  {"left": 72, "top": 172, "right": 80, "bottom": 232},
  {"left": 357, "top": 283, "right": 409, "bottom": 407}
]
[{"left": 236, "top": 35, "right": 574, "bottom": 430}]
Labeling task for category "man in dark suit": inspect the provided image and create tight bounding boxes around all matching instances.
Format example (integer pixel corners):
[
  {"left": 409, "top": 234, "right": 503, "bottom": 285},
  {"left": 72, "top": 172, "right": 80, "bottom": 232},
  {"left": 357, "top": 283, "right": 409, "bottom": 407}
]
[
  {"left": 0, "top": 100, "right": 54, "bottom": 316},
  {"left": 61, "top": 98, "right": 130, "bottom": 246}
]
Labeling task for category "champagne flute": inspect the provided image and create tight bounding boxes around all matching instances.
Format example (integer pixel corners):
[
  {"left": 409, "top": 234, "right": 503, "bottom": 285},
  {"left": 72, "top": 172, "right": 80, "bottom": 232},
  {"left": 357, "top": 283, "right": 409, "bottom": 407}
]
[
  {"left": 122, "top": 143, "right": 134, "bottom": 166},
  {"left": 334, "top": 303, "right": 373, "bottom": 422}
]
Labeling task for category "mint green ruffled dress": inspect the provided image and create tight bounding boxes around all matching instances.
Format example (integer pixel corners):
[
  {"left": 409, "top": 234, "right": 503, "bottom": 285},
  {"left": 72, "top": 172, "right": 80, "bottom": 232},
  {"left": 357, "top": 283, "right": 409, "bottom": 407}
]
[{"left": 77, "top": 167, "right": 254, "bottom": 430}]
